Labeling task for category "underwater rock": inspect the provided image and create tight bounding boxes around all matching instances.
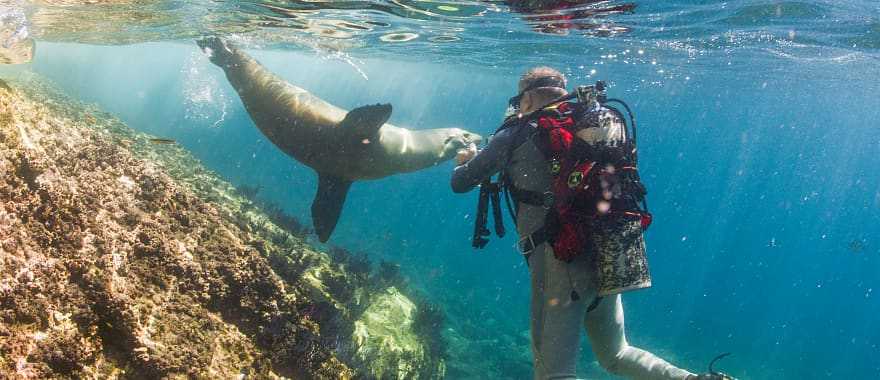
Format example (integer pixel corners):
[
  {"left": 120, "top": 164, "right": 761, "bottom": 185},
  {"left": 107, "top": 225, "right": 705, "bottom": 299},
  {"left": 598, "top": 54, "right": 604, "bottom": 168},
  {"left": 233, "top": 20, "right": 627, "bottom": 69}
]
[
  {"left": 351, "top": 287, "right": 445, "bottom": 379},
  {"left": 0, "top": 73, "right": 443, "bottom": 379}
]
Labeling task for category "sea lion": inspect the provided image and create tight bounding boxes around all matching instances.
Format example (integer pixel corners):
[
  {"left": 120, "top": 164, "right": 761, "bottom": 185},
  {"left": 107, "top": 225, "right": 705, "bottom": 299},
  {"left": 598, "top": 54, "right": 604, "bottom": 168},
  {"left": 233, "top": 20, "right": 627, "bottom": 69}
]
[{"left": 197, "top": 37, "right": 481, "bottom": 242}]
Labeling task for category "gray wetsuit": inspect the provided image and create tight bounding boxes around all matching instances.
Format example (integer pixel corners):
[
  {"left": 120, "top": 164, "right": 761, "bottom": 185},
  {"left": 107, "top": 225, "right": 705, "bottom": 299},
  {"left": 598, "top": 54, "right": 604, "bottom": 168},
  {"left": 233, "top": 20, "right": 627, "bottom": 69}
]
[{"left": 452, "top": 106, "right": 694, "bottom": 380}]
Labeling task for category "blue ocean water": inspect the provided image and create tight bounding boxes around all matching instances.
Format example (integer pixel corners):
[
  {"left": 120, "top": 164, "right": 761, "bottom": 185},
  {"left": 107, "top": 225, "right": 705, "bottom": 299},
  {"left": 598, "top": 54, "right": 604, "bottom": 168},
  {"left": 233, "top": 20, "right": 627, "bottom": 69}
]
[{"left": 4, "top": 0, "right": 880, "bottom": 378}]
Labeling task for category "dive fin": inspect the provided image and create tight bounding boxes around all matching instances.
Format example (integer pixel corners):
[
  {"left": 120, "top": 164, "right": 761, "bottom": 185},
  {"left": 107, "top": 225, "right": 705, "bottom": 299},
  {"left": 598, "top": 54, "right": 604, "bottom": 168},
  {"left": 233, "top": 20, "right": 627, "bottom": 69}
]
[
  {"left": 339, "top": 103, "right": 392, "bottom": 140},
  {"left": 311, "top": 174, "right": 354, "bottom": 243}
]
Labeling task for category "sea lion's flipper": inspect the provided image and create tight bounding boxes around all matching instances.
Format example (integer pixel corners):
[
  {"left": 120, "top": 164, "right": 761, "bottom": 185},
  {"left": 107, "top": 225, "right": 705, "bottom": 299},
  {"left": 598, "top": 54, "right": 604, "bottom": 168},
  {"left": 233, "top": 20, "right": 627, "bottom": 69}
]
[
  {"left": 339, "top": 104, "right": 392, "bottom": 141},
  {"left": 311, "top": 174, "right": 354, "bottom": 242},
  {"left": 196, "top": 37, "right": 236, "bottom": 67}
]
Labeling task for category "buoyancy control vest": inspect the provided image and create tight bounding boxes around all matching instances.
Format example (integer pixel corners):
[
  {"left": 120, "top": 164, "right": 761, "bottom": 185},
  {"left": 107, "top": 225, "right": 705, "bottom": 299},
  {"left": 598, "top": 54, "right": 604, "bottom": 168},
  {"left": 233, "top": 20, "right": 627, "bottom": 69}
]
[{"left": 472, "top": 82, "right": 651, "bottom": 262}]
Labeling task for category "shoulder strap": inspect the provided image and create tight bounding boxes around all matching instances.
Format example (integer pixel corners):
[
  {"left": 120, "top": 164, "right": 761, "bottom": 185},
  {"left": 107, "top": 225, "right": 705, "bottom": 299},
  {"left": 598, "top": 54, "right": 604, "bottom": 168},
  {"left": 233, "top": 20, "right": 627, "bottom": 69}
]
[{"left": 495, "top": 103, "right": 574, "bottom": 221}]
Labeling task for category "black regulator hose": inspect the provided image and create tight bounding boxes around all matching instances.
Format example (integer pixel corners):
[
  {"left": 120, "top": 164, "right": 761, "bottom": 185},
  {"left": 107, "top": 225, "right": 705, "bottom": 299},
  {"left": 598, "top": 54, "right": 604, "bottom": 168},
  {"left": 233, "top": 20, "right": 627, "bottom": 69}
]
[
  {"left": 603, "top": 98, "right": 638, "bottom": 149},
  {"left": 472, "top": 180, "right": 491, "bottom": 249},
  {"left": 602, "top": 97, "right": 649, "bottom": 214},
  {"left": 708, "top": 352, "right": 732, "bottom": 375},
  {"left": 489, "top": 183, "right": 506, "bottom": 238}
]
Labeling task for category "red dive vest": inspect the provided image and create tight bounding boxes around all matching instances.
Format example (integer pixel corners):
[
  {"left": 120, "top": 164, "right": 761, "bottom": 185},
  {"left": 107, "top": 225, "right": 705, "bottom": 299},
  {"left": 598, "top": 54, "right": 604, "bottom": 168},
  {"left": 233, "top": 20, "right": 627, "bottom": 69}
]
[{"left": 525, "top": 101, "right": 650, "bottom": 261}]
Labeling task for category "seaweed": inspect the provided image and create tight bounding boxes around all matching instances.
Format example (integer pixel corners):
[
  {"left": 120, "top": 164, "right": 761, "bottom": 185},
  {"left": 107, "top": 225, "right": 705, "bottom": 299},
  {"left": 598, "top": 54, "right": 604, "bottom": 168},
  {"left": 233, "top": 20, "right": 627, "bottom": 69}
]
[
  {"left": 236, "top": 184, "right": 262, "bottom": 200},
  {"left": 324, "top": 271, "right": 356, "bottom": 304},
  {"left": 263, "top": 201, "right": 311, "bottom": 238},
  {"left": 268, "top": 227, "right": 294, "bottom": 247},
  {"left": 14, "top": 153, "right": 41, "bottom": 190},
  {"left": 412, "top": 299, "right": 447, "bottom": 359},
  {"left": 329, "top": 246, "right": 371, "bottom": 284},
  {"left": 372, "top": 260, "right": 404, "bottom": 290},
  {"left": 231, "top": 183, "right": 310, "bottom": 238},
  {"left": 267, "top": 249, "right": 304, "bottom": 282},
  {"left": 328, "top": 246, "right": 347, "bottom": 262}
]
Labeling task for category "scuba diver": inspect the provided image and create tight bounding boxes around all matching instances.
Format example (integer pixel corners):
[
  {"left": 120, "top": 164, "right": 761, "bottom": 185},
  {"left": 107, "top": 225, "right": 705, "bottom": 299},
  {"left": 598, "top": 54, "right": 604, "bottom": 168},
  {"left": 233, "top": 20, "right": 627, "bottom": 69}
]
[{"left": 451, "top": 67, "right": 735, "bottom": 380}]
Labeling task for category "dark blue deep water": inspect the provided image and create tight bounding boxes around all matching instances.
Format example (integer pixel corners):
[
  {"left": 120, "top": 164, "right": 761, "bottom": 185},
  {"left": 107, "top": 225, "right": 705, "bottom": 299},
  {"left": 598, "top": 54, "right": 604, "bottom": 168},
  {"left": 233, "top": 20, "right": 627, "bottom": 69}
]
[{"left": 4, "top": 1, "right": 879, "bottom": 378}]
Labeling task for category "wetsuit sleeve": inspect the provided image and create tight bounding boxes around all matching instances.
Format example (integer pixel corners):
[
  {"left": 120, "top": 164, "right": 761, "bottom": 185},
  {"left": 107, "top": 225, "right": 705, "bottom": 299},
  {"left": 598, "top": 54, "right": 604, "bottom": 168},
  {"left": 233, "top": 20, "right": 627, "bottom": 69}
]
[{"left": 450, "top": 128, "right": 515, "bottom": 193}]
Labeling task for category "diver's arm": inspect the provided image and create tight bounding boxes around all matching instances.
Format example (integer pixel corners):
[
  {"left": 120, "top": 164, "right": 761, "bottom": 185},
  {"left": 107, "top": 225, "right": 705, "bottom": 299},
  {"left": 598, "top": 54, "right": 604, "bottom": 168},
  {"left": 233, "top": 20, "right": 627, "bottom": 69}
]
[{"left": 450, "top": 128, "right": 515, "bottom": 193}]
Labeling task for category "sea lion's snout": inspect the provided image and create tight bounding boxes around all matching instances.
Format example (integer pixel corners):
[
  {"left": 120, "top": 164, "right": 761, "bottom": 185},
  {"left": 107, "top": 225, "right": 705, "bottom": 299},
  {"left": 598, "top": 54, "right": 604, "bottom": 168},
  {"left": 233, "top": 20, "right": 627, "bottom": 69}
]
[
  {"left": 462, "top": 131, "right": 482, "bottom": 146},
  {"left": 444, "top": 129, "right": 482, "bottom": 152}
]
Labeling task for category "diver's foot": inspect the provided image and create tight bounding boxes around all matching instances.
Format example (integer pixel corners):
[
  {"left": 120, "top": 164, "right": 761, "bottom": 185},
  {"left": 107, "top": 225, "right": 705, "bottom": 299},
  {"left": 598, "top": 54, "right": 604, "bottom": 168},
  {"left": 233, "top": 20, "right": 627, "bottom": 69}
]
[{"left": 196, "top": 36, "right": 235, "bottom": 66}]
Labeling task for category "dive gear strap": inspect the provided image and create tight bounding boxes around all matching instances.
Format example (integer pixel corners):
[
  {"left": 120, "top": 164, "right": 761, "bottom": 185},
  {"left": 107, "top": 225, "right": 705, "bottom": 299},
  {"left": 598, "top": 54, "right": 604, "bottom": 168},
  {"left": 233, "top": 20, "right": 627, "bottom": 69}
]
[
  {"left": 516, "top": 221, "right": 555, "bottom": 260},
  {"left": 508, "top": 187, "right": 555, "bottom": 210},
  {"left": 472, "top": 180, "right": 506, "bottom": 248}
]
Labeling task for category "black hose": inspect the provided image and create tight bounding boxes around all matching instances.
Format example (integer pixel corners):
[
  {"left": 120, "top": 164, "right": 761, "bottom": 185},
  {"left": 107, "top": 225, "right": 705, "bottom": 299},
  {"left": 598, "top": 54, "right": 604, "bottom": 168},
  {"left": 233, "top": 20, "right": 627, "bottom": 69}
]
[
  {"left": 708, "top": 352, "right": 732, "bottom": 374},
  {"left": 603, "top": 97, "right": 649, "bottom": 214},
  {"left": 472, "top": 181, "right": 491, "bottom": 249},
  {"left": 489, "top": 183, "right": 506, "bottom": 238},
  {"left": 604, "top": 98, "right": 638, "bottom": 146}
]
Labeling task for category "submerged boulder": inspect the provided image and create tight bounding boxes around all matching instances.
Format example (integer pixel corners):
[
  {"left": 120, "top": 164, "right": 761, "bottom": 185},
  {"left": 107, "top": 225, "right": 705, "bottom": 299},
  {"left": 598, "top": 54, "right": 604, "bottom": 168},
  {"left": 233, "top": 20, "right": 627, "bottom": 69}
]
[
  {"left": 352, "top": 287, "right": 445, "bottom": 379},
  {"left": 0, "top": 73, "right": 444, "bottom": 379}
]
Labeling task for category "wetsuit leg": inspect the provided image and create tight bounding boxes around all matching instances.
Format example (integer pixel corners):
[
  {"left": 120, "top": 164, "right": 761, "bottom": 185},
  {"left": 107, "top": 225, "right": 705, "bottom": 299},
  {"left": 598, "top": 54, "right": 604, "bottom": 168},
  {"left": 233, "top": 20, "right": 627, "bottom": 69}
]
[
  {"left": 529, "top": 244, "right": 592, "bottom": 380},
  {"left": 584, "top": 295, "right": 694, "bottom": 380}
]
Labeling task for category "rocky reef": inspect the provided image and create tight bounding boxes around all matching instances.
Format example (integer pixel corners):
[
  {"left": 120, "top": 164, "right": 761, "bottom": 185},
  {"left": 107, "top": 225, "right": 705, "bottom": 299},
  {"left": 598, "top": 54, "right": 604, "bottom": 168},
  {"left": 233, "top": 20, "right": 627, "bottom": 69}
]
[{"left": 0, "top": 73, "right": 445, "bottom": 379}]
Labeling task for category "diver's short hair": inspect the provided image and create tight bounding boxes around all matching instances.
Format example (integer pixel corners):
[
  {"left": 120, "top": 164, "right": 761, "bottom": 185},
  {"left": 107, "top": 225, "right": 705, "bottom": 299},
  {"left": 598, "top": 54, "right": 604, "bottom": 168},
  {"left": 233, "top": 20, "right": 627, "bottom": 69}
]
[{"left": 519, "top": 66, "right": 566, "bottom": 93}]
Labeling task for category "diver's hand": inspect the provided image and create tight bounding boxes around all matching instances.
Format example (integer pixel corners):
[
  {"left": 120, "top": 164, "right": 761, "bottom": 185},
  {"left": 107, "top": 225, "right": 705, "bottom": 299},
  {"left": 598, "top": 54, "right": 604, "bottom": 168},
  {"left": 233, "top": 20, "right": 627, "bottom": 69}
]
[{"left": 455, "top": 143, "right": 478, "bottom": 165}]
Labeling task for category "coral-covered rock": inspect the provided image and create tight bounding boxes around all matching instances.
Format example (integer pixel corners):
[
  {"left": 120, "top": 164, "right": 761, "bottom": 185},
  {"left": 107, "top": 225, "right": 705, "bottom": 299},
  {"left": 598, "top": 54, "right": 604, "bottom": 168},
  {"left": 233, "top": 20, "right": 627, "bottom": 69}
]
[
  {"left": 352, "top": 287, "right": 446, "bottom": 379},
  {"left": 0, "top": 73, "right": 442, "bottom": 379}
]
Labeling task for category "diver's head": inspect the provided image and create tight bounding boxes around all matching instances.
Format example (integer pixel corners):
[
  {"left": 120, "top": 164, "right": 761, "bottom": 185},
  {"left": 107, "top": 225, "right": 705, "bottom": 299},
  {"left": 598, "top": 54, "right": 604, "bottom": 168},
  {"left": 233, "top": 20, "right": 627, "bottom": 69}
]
[{"left": 508, "top": 67, "right": 568, "bottom": 116}]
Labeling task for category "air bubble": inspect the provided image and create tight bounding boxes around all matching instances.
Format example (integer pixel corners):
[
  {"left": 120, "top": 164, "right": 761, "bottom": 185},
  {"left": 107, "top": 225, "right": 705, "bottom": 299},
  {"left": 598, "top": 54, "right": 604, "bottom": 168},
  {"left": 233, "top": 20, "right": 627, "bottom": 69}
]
[
  {"left": 380, "top": 32, "right": 419, "bottom": 42},
  {"left": 428, "top": 35, "right": 460, "bottom": 43}
]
